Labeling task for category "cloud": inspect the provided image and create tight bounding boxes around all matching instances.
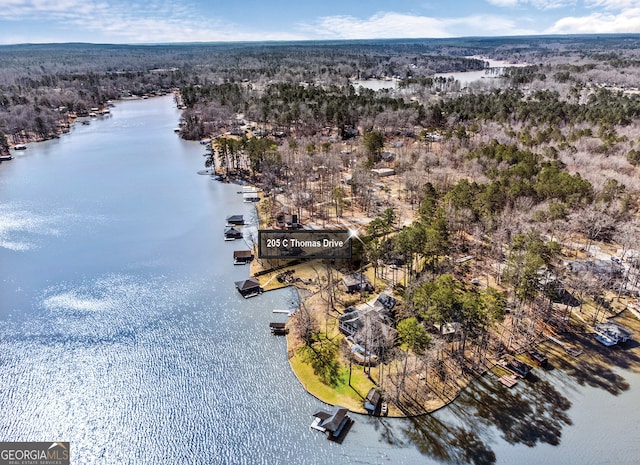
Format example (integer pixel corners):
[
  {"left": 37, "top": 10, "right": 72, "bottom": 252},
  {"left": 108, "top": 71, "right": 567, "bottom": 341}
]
[
  {"left": 2, "top": 0, "right": 637, "bottom": 44},
  {"left": 302, "top": 12, "right": 537, "bottom": 40},
  {"left": 486, "top": 0, "right": 575, "bottom": 9},
  {"left": 303, "top": 12, "right": 451, "bottom": 39},
  {"left": 585, "top": 0, "right": 636, "bottom": 9},
  {"left": 546, "top": 7, "right": 640, "bottom": 33},
  {"left": 486, "top": 0, "right": 521, "bottom": 6},
  {"left": 0, "top": 0, "right": 305, "bottom": 43}
]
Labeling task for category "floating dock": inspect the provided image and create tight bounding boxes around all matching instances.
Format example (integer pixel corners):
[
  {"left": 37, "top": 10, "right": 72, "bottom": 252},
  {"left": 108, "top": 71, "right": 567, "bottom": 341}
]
[
  {"left": 498, "top": 374, "right": 519, "bottom": 388},
  {"left": 269, "top": 322, "right": 288, "bottom": 335}
]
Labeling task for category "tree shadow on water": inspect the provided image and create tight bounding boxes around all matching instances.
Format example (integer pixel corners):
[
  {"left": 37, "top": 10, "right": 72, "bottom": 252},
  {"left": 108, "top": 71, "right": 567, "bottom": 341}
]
[
  {"left": 401, "top": 413, "right": 496, "bottom": 465},
  {"left": 455, "top": 375, "right": 572, "bottom": 448},
  {"left": 392, "top": 372, "right": 574, "bottom": 465},
  {"left": 551, "top": 332, "right": 633, "bottom": 395}
]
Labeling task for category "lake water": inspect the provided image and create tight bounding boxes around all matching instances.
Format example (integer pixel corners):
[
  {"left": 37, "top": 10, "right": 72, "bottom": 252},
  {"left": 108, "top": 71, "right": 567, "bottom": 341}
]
[
  {"left": 353, "top": 58, "right": 529, "bottom": 91},
  {"left": 1, "top": 95, "right": 639, "bottom": 465}
]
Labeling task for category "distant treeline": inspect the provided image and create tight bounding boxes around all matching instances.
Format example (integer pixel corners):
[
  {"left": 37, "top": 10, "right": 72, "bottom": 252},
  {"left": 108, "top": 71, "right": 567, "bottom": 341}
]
[{"left": 2, "top": 35, "right": 640, "bottom": 146}]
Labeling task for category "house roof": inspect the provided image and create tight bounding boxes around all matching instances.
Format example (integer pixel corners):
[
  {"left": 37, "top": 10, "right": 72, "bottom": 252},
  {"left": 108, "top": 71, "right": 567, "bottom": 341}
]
[
  {"left": 225, "top": 227, "right": 243, "bottom": 237},
  {"left": 342, "top": 272, "right": 371, "bottom": 288},
  {"left": 233, "top": 250, "right": 253, "bottom": 259},
  {"left": 366, "top": 388, "right": 381, "bottom": 405},
  {"left": 226, "top": 214, "right": 244, "bottom": 223},
  {"left": 338, "top": 309, "right": 364, "bottom": 330},
  {"left": 596, "top": 322, "right": 633, "bottom": 337},
  {"left": 234, "top": 277, "right": 261, "bottom": 291},
  {"left": 376, "top": 293, "right": 397, "bottom": 311},
  {"left": 312, "top": 406, "right": 350, "bottom": 433}
]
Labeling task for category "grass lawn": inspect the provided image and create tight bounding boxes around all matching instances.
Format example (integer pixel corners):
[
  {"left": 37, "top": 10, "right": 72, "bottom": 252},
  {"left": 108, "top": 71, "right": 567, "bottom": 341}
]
[{"left": 289, "top": 352, "right": 375, "bottom": 413}]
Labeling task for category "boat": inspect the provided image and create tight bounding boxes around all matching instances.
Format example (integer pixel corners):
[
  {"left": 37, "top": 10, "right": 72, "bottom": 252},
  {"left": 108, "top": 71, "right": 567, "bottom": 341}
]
[
  {"left": 0, "top": 154, "right": 13, "bottom": 161},
  {"left": 13, "top": 144, "right": 27, "bottom": 150}
]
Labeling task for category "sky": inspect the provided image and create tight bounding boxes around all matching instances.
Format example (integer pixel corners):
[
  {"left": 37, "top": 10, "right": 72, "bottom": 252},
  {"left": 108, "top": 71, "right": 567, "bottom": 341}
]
[{"left": 0, "top": 0, "right": 639, "bottom": 45}]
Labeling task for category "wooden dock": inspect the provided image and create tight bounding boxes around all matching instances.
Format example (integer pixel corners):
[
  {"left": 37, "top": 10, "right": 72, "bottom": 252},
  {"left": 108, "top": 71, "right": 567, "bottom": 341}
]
[
  {"left": 498, "top": 374, "right": 519, "bottom": 388},
  {"left": 269, "top": 322, "right": 288, "bottom": 335},
  {"left": 549, "top": 336, "right": 583, "bottom": 357}
]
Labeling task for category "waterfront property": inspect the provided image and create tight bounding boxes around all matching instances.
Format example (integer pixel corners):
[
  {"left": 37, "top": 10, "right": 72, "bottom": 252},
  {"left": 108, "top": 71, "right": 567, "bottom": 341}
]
[
  {"left": 269, "top": 322, "right": 288, "bottom": 335},
  {"left": 226, "top": 214, "right": 245, "bottom": 226},
  {"left": 233, "top": 250, "right": 254, "bottom": 265},
  {"left": 338, "top": 293, "right": 398, "bottom": 361},
  {"left": 501, "top": 357, "right": 533, "bottom": 378},
  {"left": 234, "top": 277, "right": 263, "bottom": 298},
  {"left": 224, "top": 227, "right": 243, "bottom": 240},
  {"left": 310, "top": 406, "right": 352, "bottom": 442},
  {"left": 595, "top": 322, "right": 633, "bottom": 346}
]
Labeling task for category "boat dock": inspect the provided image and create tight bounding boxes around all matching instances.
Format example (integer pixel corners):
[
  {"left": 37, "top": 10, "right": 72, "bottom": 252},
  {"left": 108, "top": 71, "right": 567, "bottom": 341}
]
[
  {"left": 549, "top": 336, "right": 583, "bottom": 357},
  {"left": 269, "top": 322, "right": 288, "bottom": 335},
  {"left": 498, "top": 374, "right": 519, "bottom": 388}
]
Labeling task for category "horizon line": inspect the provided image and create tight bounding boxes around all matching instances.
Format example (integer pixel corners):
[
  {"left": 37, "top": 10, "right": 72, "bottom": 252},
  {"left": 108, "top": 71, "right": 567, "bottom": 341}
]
[{"left": 2, "top": 32, "right": 640, "bottom": 48}]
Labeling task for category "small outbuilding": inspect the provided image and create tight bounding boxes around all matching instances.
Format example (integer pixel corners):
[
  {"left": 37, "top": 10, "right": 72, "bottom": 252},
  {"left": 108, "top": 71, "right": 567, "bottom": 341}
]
[
  {"left": 595, "top": 322, "right": 633, "bottom": 345},
  {"left": 364, "top": 389, "right": 382, "bottom": 415},
  {"left": 371, "top": 168, "right": 395, "bottom": 177},
  {"left": 224, "top": 227, "right": 243, "bottom": 240},
  {"left": 310, "top": 406, "right": 352, "bottom": 442},
  {"left": 234, "top": 277, "right": 263, "bottom": 298},
  {"left": 233, "top": 250, "right": 254, "bottom": 265},
  {"left": 226, "top": 214, "right": 245, "bottom": 226},
  {"left": 342, "top": 272, "right": 373, "bottom": 293},
  {"left": 243, "top": 192, "right": 260, "bottom": 202}
]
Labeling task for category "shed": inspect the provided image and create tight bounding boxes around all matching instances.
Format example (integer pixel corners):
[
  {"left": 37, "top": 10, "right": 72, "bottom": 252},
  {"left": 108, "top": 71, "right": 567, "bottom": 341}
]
[
  {"left": 342, "top": 272, "right": 373, "bottom": 293},
  {"left": 364, "top": 389, "right": 381, "bottom": 415},
  {"left": 371, "top": 168, "right": 395, "bottom": 177}
]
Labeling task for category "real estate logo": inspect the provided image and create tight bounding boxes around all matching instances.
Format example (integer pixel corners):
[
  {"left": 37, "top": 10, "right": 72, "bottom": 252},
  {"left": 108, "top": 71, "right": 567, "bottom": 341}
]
[{"left": 0, "top": 442, "right": 69, "bottom": 465}]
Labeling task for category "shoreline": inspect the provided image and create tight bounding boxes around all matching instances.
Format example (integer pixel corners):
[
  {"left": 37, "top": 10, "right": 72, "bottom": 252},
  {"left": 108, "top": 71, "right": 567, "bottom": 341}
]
[
  {"left": 250, "top": 250, "right": 640, "bottom": 419},
  {"left": 5, "top": 94, "right": 168, "bottom": 150}
]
